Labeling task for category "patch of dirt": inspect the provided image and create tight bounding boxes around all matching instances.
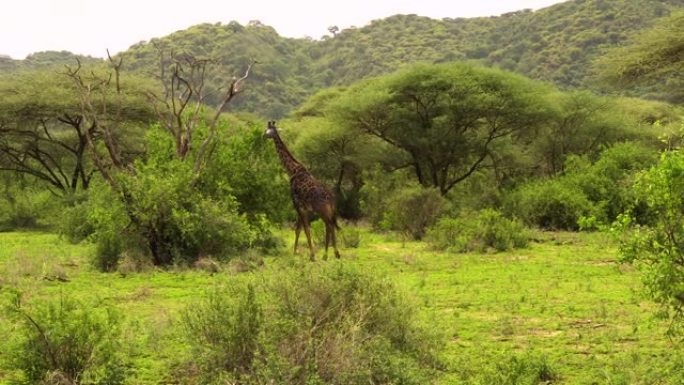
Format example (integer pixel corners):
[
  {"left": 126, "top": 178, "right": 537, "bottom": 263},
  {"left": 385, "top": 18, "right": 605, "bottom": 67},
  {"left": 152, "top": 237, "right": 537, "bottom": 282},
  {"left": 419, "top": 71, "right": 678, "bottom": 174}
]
[
  {"left": 373, "top": 244, "right": 396, "bottom": 252},
  {"left": 529, "top": 329, "right": 563, "bottom": 338},
  {"left": 584, "top": 260, "right": 616, "bottom": 266},
  {"left": 507, "top": 255, "right": 531, "bottom": 262},
  {"left": 129, "top": 286, "right": 153, "bottom": 301},
  {"left": 571, "top": 344, "right": 594, "bottom": 355},
  {"left": 569, "top": 319, "right": 607, "bottom": 329}
]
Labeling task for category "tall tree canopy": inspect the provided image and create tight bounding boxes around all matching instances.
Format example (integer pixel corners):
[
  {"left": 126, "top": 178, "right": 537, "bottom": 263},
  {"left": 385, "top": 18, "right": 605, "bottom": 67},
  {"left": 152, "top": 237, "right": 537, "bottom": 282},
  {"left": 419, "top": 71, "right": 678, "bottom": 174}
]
[
  {"left": 0, "top": 69, "right": 155, "bottom": 194},
  {"left": 327, "top": 63, "right": 552, "bottom": 195}
]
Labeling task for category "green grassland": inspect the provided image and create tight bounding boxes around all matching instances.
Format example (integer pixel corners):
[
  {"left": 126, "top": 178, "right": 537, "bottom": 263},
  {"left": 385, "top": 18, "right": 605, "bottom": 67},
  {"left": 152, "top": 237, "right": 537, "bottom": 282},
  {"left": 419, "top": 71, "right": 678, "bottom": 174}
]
[{"left": 1, "top": 229, "right": 682, "bottom": 384}]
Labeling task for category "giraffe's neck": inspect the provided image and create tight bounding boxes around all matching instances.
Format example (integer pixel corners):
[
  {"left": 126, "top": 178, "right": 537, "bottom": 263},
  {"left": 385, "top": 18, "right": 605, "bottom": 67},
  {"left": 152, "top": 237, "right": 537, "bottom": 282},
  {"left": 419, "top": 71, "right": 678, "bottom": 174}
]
[{"left": 272, "top": 134, "right": 305, "bottom": 177}]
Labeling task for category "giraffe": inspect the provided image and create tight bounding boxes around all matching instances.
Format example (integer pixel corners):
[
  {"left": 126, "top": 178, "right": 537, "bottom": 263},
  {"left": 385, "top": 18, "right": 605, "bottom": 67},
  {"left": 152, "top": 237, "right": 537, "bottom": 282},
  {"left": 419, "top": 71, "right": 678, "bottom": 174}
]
[{"left": 264, "top": 120, "right": 341, "bottom": 261}]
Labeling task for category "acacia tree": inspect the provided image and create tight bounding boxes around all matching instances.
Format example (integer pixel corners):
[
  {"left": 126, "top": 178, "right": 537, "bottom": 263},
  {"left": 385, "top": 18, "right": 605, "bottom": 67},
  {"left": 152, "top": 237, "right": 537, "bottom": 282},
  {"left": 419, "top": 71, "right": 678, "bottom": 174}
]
[
  {"left": 329, "top": 63, "right": 551, "bottom": 195},
  {"left": 0, "top": 71, "right": 153, "bottom": 195},
  {"left": 531, "top": 91, "right": 633, "bottom": 176},
  {"left": 65, "top": 51, "right": 255, "bottom": 266}
]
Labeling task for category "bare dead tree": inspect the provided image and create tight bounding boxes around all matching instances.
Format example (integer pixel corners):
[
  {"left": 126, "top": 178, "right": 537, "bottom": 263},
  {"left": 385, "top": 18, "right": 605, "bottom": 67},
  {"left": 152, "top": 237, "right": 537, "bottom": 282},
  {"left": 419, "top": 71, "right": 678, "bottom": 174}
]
[
  {"left": 64, "top": 55, "right": 128, "bottom": 189},
  {"left": 64, "top": 49, "right": 254, "bottom": 265},
  {"left": 144, "top": 47, "right": 256, "bottom": 172}
]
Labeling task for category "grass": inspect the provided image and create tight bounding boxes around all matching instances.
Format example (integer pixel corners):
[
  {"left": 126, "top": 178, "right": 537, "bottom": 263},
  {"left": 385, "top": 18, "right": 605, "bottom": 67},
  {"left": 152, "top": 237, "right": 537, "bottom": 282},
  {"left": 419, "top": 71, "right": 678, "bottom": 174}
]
[{"left": 0, "top": 228, "right": 683, "bottom": 384}]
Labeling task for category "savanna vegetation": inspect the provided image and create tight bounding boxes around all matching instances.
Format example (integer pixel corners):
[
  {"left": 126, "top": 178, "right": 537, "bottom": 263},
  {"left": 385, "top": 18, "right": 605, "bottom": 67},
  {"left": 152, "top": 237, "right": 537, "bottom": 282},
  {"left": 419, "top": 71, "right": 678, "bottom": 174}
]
[{"left": 2, "top": 0, "right": 684, "bottom": 384}]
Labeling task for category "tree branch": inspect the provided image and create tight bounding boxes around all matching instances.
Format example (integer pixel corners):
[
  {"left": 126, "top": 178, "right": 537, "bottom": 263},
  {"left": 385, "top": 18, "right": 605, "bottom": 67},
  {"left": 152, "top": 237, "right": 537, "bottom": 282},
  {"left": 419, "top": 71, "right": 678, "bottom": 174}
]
[{"left": 193, "top": 60, "right": 256, "bottom": 173}]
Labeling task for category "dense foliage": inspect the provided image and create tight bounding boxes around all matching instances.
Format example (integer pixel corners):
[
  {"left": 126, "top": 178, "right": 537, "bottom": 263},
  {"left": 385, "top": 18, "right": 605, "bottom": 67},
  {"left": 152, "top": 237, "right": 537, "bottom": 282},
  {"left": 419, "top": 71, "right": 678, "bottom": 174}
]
[
  {"left": 505, "top": 142, "right": 658, "bottom": 230},
  {"left": 615, "top": 150, "right": 684, "bottom": 334},
  {"left": 4, "top": 294, "right": 129, "bottom": 385},
  {"left": 327, "top": 63, "right": 552, "bottom": 195},
  {"left": 427, "top": 209, "right": 529, "bottom": 253},
  {"left": 74, "top": 122, "right": 286, "bottom": 270},
  {"left": 0, "top": 69, "right": 155, "bottom": 195}
]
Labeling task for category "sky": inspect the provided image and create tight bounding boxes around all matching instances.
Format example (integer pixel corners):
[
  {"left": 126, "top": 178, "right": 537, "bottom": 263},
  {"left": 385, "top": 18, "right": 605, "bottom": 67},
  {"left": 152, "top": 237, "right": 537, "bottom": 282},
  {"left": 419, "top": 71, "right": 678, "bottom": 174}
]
[{"left": 1, "top": 0, "right": 567, "bottom": 60}]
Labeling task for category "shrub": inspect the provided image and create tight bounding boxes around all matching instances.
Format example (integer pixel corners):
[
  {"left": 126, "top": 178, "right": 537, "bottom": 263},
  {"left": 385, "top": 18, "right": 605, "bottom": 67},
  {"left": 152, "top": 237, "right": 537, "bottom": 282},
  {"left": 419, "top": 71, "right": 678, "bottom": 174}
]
[
  {"left": 175, "top": 263, "right": 441, "bottom": 384},
  {"left": 341, "top": 226, "right": 361, "bottom": 248},
  {"left": 310, "top": 219, "right": 327, "bottom": 246},
  {"left": 359, "top": 168, "right": 413, "bottom": 230},
  {"left": 477, "top": 352, "right": 559, "bottom": 385},
  {"left": 564, "top": 142, "right": 657, "bottom": 225},
  {"left": 427, "top": 209, "right": 529, "bottom": 253},
  {"left": 4, "top": 293, "right": 129, "bottom": 385},
  {"left": 203, "top": 123, "right": 292, "bottom": 224},
  {"left": 181, "top": 283, "right": 262, "bottom": 383},
  {"left": 0, "top": 183, "right": 52, "bottom": 231},
  {"left": 56, "top": 195, "right": 95, "bottom": 243},
  {"left": 71, "top": 125, "right": 269, "bottom": 270},
  {"left": 504, "top": 143, "right": 657, "bottom": 231},
  {"left": 614, "top": 150, "right": 684, "bottom": 334},
  {"left": 504, "top": 179, "right": 594, "bottom": 230},
  {"left": 247, "top": 214, "right": 287, "bottom": 255},
  {"left": 308, "top": 220, "right": 359, "bottom": 252},
  {"left": 76, "top": 183, "right": 132, "bottom": 272},
  {"left": 381, "top": 186, "right": 448, "bottom": 239}
]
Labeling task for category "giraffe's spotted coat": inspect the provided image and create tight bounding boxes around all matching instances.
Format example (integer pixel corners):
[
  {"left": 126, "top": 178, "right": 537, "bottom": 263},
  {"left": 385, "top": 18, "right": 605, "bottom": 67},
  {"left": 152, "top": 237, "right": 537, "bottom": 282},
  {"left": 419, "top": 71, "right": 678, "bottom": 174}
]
[{"left": 265, "top": 121, "right": 341, "bottom": 261}]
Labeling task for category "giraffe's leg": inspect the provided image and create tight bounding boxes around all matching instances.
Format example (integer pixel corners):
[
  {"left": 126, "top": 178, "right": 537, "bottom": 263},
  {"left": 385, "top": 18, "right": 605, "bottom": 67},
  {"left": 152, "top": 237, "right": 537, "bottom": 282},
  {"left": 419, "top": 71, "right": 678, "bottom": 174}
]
[
  {"left": 299, "top": 213, "right": 315, "bottom": 261},
  {"left": 293, "top": 216, "right": 302, "bottom": 255},
  {"left": 323, "top": 222, "right": 331, "bottom": 261},
  {"left": 331, "top": 222, "right": 341, "bottom": 259}
]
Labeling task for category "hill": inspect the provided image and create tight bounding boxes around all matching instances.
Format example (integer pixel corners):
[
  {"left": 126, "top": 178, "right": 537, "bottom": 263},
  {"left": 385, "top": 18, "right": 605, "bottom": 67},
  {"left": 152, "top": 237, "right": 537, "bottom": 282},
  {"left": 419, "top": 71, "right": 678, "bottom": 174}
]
[
  {"left": 315, "top": 0, "right": 681, "bottom": 88},
  {"left": 2, "top": 0, "right": 683, "bottom": 117},
  {"left": 0, "top": 50, "right": 101, "bottom": 72}
]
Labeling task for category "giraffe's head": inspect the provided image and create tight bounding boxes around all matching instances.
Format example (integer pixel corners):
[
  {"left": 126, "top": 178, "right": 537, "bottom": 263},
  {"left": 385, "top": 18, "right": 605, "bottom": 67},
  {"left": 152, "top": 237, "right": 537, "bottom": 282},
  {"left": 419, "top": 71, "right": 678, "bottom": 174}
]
[{"left": 264, "top": 120, "right": 278, "bottom": 139}]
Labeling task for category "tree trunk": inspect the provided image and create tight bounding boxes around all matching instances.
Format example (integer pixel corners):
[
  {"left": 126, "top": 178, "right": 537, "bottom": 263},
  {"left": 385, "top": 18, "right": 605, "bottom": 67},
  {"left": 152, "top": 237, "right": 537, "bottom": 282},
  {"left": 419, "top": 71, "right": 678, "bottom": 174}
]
[{"left": 147, "top": 229, "right": 173, "bottom": 266}]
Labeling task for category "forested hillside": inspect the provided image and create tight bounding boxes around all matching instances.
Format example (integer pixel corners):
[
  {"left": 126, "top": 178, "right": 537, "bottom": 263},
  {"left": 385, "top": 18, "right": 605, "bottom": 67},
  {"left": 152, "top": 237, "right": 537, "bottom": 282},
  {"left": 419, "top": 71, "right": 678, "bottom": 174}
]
[
  {"left": 0, "top": 50, "right": 100, "bottom": 72},
  {"left": 3, "top": 0, "right": 682, "bottom": 117},
  {"left": 312, "top": 0, "right": 680, "bottom": 88}
]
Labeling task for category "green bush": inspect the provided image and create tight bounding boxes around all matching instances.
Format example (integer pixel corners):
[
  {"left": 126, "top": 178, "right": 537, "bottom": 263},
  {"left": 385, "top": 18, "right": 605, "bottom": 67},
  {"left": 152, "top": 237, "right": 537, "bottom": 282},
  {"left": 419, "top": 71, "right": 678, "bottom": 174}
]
[
  {"left": 56, "top": 194, "right": 95, "bottom": 243},
  {"left": 248, "top": 214, "right": 287, "bottom": 255},
  {"left": 0, "top": 182, "right": 52, "bottom": 231},
  {"left": 75, "top": 183, "right": 134, "bottom": 271},
  {"left": 310, "top": 219, "right": 327, "bottom": 246},
  {"left": 121, "top": 160, "right": 253, "bottom": 266},
  {"left": 299, "top": 220, "right": 358, "bottom": 254},
  {"left": 341, "top": 226, "right": 361, "bottom": 248},
  {"left": 360, "top": 168, "right": 413, "bottom": 230},
  {"left": 181, "top": 283, "right": 262, "bottom": 382},
  {"left": 614, "top": 150, "right": 684, "bottom": 334},
  {"left": 175, "top": 263, "right": 441, "bottom": 384},
  {"left": 427, "top": 209, "right": 529, "bottom": 253},
  {"left": 4, "top": 294, "right": 129, "bottom": 385},
  {"left": 268, "top": 263, "right": 441, "bottom": 384},
  {"left": 72, "top": 125, "right": 277, "bottom": 270},
  {"left": 505, "top": 143, "right": 657, "bottom": 231},
  {"left": 203, "top": 123, "right": 292, "bottom": 224},
  {"left": 564, "top": 142, "right": 657, "bottom": 225},
  {"left": 504, "top": 179, "right": 594, "bottom": 230},
  {"left": 477, "top": 352, "right": 559, "bottom": 385},
  {"left": 380, "top": 185, "right": 448, "bottom": 239}
]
